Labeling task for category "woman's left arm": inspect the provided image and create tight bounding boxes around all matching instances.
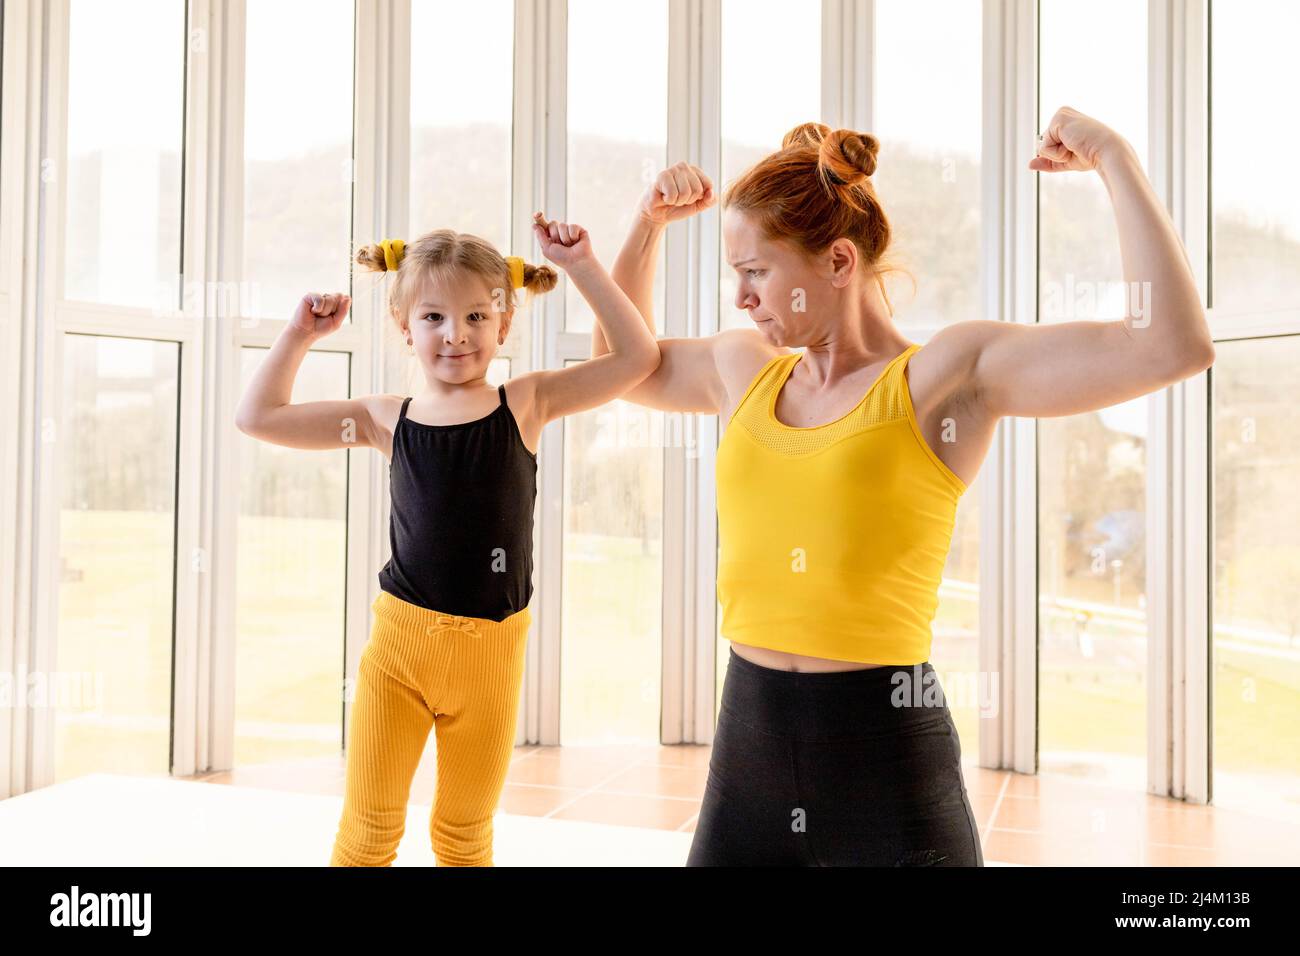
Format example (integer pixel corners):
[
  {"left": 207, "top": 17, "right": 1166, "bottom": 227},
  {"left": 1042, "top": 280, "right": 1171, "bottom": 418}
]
[{"left": 962, "top": 106, "right": 1215, "bottom": 420}]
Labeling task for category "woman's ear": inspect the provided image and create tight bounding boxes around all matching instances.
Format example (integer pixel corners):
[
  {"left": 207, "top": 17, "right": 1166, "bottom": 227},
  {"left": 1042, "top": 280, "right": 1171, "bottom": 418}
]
[{"left": 827, "top": 238, "right": 858, "bottom": 287}]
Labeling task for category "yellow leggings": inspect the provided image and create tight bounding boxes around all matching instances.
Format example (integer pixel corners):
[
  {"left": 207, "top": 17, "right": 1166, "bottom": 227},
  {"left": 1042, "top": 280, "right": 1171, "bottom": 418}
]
[{"left": 330, "top": 591, "right": 530, "bottom": 867}]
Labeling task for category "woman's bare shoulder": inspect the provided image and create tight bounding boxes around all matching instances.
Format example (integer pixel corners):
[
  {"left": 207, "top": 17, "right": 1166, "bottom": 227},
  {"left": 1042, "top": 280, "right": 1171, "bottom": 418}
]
[{"left": 712, "top": 328, "right": 791, "bottom": 405}]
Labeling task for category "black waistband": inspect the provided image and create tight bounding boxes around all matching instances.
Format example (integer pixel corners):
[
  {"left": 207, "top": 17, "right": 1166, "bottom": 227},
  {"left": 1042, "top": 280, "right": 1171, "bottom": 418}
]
[{"left": 719, "top": 648, "right": 951, "bottom": 739}]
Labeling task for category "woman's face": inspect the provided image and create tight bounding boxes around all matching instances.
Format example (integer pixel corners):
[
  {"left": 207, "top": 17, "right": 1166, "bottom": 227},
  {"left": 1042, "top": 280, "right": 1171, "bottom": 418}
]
[
  {"left": 722, "top": 208, "right": 846, "bottom": 347},
  {"left": 404, "top": 269, "right": 511, "bottom": 385}
]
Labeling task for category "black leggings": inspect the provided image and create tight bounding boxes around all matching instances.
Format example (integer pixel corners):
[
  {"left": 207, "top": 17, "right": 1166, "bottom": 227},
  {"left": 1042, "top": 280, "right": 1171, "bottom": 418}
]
[{"left": 687, "top": 648, "right": 984, "bottom": 866}]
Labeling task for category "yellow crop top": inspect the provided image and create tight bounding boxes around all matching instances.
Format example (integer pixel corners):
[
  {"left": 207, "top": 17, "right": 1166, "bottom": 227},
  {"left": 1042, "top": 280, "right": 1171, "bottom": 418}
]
[{"left": 715, "top": 343, "right": 967, "bottom": 665}]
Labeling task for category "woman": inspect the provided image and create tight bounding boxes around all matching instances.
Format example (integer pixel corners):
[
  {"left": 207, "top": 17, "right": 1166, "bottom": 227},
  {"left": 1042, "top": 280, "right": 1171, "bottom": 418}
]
[{"left": 593, "top": 107, "right": 1214, "bottom": 866}]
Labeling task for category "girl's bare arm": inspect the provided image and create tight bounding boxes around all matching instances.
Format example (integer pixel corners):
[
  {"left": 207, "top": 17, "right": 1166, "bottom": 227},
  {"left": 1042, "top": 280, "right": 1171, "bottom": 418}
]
[
  {"left": 512, "top": 217, "right": 662, "bottom": 425},
  {"left": 235, "top": 293, "right": 396, "bottom": 453}
]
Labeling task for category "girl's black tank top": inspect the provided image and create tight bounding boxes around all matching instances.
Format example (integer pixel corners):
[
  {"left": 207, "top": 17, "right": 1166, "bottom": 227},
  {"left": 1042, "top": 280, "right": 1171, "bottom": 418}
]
[{"left": 376, "top": 384, "right": 537, "bottom": 622}]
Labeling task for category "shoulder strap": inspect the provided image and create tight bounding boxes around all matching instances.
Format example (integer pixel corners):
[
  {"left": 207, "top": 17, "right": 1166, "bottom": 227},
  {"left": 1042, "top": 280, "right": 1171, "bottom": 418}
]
[
  {"left": 879, "top": 343, "right": 923, "bottom": 415},
  {"left": 728, "top": 352, "right": 793, "bottom": 427},
  {"left": 497, "top": 383, "right": 508, "bottom": 407},
  {"left": 398, "top": 396, "right": 413, "bottom": 421}
]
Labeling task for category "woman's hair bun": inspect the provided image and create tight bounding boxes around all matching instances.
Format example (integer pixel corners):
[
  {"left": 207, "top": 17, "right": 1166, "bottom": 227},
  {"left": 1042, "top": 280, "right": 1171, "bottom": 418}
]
[{"left": 819, "top": 128, "right": 879, "bottom": 185}]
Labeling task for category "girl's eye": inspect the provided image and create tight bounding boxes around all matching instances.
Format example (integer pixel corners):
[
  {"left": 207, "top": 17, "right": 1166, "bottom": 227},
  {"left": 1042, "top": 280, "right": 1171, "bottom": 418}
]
[
  {"left": 470, "top": 313, "right": 487, "bottom": 322},
  {"left": 746, "top": 269, "right": 765, "bottom": 278},
  {"left": 422, "top": 312, "right": 442, "bottom": 322}
]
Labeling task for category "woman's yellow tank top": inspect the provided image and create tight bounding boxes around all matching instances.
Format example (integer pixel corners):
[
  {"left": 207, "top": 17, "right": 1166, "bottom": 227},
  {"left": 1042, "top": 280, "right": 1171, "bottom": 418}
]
[{"left": 715, "top": 343, "right": 967, "bottom": 665}]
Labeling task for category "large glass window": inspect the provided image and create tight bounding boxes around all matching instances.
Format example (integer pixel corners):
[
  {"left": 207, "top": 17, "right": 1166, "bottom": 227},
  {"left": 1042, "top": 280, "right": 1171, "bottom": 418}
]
[
  {"left": 1209, "top": 1, "right": 1300, "bottom": 827},
  {"left": 560, "top": 362, "right": 664, "bottom": 744},
  {"left": 410, "top": 0, "right": 512, "bottom": 253},
  {"left": 1210, "top": 0, "right": 1300, "bottom": 313},
  {"left": 1211, "top": 337, "right": 1300, "bottom": 824},
  {"left": 560, "top": 2, "right": 668, "bottom": 743},
  {"left": 565, "top": 0, "right": 668, "bottom": 333},
  {"left": 717, "top": 0, "right": 821, "bottom": 332},
  {"left": 56, "top": 335, "right": 180, "bottom": 781},
  {"left": 872, "top": 0, "right": 981, "bottom": 327},
  {"left": 63, "top": 0, "right": 183, "bottom": 310},
  {"left": 1036, "top": 0, "right": 1149, "bottom": 787},
  {"left": 243, "top": 0, "right": 354, "bottom": 322},
  {"left": 234, "top": 349, "right": 351, "bottom": 765}
]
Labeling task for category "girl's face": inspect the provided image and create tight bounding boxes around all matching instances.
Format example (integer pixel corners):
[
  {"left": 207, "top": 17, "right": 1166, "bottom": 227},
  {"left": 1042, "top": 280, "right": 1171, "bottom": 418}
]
[
  {"left": 404, "top": 269, "right": 511, "bottom": 385},
  {"left": 722, "top": 207, "right": 854, "bottom": 347}
]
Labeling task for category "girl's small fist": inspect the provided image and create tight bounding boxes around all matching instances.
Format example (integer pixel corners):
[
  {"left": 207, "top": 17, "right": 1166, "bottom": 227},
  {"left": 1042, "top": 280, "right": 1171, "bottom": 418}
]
[
  {"left": 532, "top": 212, "right": 593, "bottom": 269},
  {"left": 291, "top": 292, "right": 351, "bottom": 338}
]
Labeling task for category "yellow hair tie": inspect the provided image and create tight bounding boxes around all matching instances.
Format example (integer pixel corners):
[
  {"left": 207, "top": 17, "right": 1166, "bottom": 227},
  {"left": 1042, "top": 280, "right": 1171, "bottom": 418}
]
[
  {"left": 506, "top": 256, "right": 525, "bottom": 290},
  {"left": 379, "top": 238, "right": 405, "bottom": 272}
]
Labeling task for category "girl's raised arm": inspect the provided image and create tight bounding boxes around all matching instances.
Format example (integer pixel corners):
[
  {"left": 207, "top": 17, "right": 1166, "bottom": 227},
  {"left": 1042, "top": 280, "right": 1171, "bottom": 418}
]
[
  {"left": 512, "top": 216, "right": 661, "bottom": 426},
  {"left": 235, "top": 292, "right": 397, "bottom": 453}
]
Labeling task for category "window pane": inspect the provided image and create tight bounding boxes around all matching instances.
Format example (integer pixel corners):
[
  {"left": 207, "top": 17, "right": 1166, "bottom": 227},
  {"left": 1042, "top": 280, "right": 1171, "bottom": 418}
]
[
  {"left": 64, "top": 0, "right": 183, "bottom": 309},
  {"left": 1210, "top": 0, "right": 1300, "bottom": 312},
  {"left": 410, "top": 0, "right": 512, "bottom": 253},
  {"left": 244, "top": 0, "right": 353, "bottom": 321},
  {"left": 57, "top": 335, "right": 180, "bottom": 781},
  {"left": 873, "top": 0, "right": 981, "bottom": 326},
  {"left": 235, "top": 348, "right": 350, "bottom": 766},
  {"left": 1212, "top": 336, "right": 1300, "bottom": 824},
  {"left": 718, "top": 0, "right": 821, "bottom": 331},
  {"left": 561, "top": 362, "right": 664, "bottom": 743},
  {"left": 1038, "top": 0, "right": 1148, "bottom": 329},
  {"left": 566, "top": 0, "right": 668, "bottom": 333},
  {"left": 1037, "top": 0, "right": 1148, "bottom": 788}
]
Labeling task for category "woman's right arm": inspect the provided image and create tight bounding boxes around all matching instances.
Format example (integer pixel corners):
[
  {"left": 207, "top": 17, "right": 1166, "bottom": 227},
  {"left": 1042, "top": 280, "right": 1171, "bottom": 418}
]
[
  {"left": 234, "top": 292, "right": 396, "bottom": 453},
  {"left": 594, "top": 163, "right": 738, "bottom": 414}
]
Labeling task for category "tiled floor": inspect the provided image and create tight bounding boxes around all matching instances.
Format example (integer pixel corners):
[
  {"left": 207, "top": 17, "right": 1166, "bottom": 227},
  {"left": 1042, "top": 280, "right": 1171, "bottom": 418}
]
[{"left": 191, "top": 744, "right": 1300, "bottom": 866}]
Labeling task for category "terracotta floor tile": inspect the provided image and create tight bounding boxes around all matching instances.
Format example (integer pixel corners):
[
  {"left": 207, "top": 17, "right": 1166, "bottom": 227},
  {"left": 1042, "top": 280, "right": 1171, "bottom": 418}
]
[
  {"left": 968, "top": 791, "right": 1001, "bottom": 827},
  {"left": 505, "top": 751, "right": 644, "bottom": 788},
  {"left": 647, "top": 744, "right": 713, "bottom": 768},
  {"left": 497, "top": 783, "right": 586, "bottom": 817},
  {"left": 962, "top": 765, "right": 1012, "bottom": 797},
  {"left": 985, "top": 828, "right": 1143, "bottom": 866},
  {"left": 597, "top": 763, "right": 709, "bottom": 800},
  {"left": 1144, "top": 842, "right": 1219, "bottom": 866},
  {"left": 549, "top": 791, "right": 701, "bottom": 831}
]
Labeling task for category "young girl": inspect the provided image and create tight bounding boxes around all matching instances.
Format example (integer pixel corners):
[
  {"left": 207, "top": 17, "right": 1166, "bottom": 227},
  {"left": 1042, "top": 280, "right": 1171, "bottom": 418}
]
[{"left": 234, "top": 214, "right": 660, "bottom": 866}]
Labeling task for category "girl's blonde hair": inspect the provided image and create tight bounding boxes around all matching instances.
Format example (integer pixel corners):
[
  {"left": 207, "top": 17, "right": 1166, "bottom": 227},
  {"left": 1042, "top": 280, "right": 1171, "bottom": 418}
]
[{"left": 353, "top": 229, "right": 558, "bottom": 333}]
